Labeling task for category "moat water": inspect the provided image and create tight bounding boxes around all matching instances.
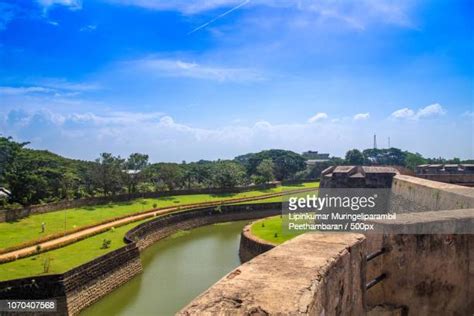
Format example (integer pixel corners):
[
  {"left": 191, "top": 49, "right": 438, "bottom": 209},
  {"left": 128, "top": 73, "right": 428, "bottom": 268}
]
[{"left": 81, "top": 221, "right": 248, "bottom": 316}]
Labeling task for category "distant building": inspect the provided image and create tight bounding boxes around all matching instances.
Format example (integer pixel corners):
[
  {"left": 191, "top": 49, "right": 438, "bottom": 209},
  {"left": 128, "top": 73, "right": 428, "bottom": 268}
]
[
  {"left": 321, "top": 166, "right": 399, "bottom": 188},
  {"left": 122, "top": 169, "right": 142, "bottom": 175},
  {"left": 415, "top": 164, "right": 474, "bottom": 187},
  {"left": 302, "top": 151, "right": 330, "bottom": 167},
  {"left": 0, "top": 187, "right": 11, "bottom": 200}
]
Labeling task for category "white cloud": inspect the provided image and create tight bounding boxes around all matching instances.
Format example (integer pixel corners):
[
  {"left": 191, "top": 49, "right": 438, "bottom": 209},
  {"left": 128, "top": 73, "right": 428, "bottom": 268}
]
[
  {"left": 308, "top": 112, "right": 328, "bottom": 123},
  {"left": 415, "top": 103, "right": 445, "bottom": 119},
  {"left": 463, "top": 111, "right": 474, "bottom": 118},
  {"left": 391, "top": 103, "right": 445, "bottom": 120},
  {"left": 353, "top": 112, "right": 370, "bottom": 120},
  {"left": 80, "top": 24, "right": 97, "bottom": 32},
  {"left": 37, "top": 0, "right": 82, "bottom": 11},
  {"left": 0, "top": 86, "right": 55, "bottom": 95},
  {"left": 1, "top": 107, "right": 472, "bottom": 162},
  {"left": 391, "top": 107, "right": 415, "bottom": 119},
  {"left": 37, "top": 78, "right": 100, "bottom": 91},
  {"left": 103, "top": 0, "right": 244, "bottom": 14},
  {"left": 103, "top": 0, "right": 415, "bottom": 29},
  {"left": 0, "top": 80, "right": 99, "bottom": 97},
  {"left": 127, "top": 57, "right": 263, "bottom": 82}
]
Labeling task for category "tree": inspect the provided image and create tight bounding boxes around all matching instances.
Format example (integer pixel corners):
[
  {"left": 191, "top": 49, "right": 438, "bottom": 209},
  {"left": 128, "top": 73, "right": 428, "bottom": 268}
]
[
  {"left": 123, "top": 153, "right": 149, "bottom": 194},
  {"left": 150, "top": 163, "right": 183, "bottom": 191},
  {"left": 254, "top": 159, "right": 275, "bottom": 184},
  {"left": 235, "top": 149, "right": 306, "bottom": 181},
  {"left": 405, "top": 152, "right": 427, "bottom": 170},
  {"left": 91, "top": 153, "right": 125, "bottom": 196},
  {"left": 212, "top": 161, "right": 246, "bottom": 188},
  {"left": 345, "top": 149, "right": 364, "bottom": 165}
]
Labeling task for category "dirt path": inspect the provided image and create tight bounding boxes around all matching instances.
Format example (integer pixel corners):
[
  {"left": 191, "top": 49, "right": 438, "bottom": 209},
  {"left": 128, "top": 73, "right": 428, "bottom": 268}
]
[{"left": 0, "top": 188, "right": 314, "bottom": 262}]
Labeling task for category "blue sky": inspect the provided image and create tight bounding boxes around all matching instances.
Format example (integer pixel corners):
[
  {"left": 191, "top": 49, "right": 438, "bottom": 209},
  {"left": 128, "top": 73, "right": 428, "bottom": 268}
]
[{"left": 0, "top": 0, "right": 472, "bottom": 162}]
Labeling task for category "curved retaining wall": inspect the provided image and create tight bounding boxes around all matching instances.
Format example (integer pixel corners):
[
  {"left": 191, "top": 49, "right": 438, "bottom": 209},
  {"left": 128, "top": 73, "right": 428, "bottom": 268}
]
[
  {"left": 0, "top": 202, "right": 282, "bottom": 315},
  {"left": 0, "top": 243, "right": 142, "bottom": 316},
  {"left": 125, "top": 202, "right": 282, "bottom": 251},
  {"left": 238, "top": 221, "right": 276, "bottom": 263}
]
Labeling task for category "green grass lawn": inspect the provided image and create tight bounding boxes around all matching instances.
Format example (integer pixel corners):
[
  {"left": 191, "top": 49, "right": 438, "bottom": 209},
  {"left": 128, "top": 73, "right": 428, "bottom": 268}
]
[
  {"left": 0, "top": 219, "right": 149, "bottom": 281},
  {"left": 250, "top": 215, "right": 305, "bottom": 244},
  {"left": 0, "top": 182, "right": 318, "bottom": 251}
]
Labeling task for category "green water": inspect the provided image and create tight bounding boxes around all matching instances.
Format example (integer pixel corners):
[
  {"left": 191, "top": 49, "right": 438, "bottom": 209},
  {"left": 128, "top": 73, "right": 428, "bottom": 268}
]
[{"left": 81, "top": 221, "right": 248, "bottom": 316}]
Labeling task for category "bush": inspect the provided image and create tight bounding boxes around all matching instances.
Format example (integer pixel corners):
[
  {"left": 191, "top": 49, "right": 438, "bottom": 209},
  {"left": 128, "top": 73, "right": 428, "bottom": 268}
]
[{"left": 101, "top": 239, "right": 111, "bottom": 249}]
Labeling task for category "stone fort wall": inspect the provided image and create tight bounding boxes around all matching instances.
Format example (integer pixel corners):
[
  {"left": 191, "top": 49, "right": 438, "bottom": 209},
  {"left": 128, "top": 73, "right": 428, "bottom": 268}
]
[{"left": 183, "top": 171, "right": 474, "bottom": 315}]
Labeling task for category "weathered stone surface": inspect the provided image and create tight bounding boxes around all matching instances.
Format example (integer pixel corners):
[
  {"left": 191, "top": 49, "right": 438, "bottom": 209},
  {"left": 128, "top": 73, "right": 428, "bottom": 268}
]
[
  {"left": 368, "top": 304, "right": 408, "bottom": 316},
  {"left": 178, "top": 233, "right": 366, "bottom": 315},
  {"left": 366, "top": 209, "right": 474, "bottom": 315},
  {"left": 238, "top": 222, "right": 276, "bottom": 263},
  {"left": 391, "top": 175, "right": 474, "bottom": 211}
]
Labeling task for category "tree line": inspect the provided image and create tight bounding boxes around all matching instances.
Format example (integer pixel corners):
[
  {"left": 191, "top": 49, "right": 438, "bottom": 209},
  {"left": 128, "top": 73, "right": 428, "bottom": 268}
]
[{"left": 0, "top": 136, "right": 471, "bottom": 207}]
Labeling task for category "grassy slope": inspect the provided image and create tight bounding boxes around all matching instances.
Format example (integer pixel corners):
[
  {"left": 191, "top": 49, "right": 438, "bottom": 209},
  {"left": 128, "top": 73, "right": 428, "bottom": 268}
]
[
  {"left": 0, "top": 219, "right": 148, "bottom": 281},
  {"left": 250, "top": 215, "right": 304, "bottom": 244},
  {"left": 0, "top": 183, "right": 318, "bottom": 251},
  {"left": 249, "top": 185, "right": 321, "bottom": 244}
]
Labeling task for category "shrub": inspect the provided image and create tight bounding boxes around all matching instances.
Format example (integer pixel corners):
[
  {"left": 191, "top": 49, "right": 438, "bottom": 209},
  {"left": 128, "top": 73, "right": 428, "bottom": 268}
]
[
  {"left": 153, "top": 203, "right": 157, "bottom": 208},
  {"left": 101, "top": 239, "right": 111, "bottom": 249},
  {"left": 274, "top": 232, "right": 278, "bottom": 238},
  {"left": 35, "top": 245, "right": 41, "bottom": 253}
]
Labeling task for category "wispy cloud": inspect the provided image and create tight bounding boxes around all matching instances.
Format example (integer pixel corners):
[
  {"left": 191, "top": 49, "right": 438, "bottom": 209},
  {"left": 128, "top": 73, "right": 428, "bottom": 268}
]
[
  {"left": 353, "top": 112, "right": 370, "bottom": 120},
  {"left": 308, "top": 112, "right": 328, "bottom": 123},
  {"left": 103, "top": 0, "right": 244, "bottom": 14},
  {"left": 188, "top": 0, "right": 249, "bottom": 34},
  {"left": 126, "top": 57, "right": 263, "bottom": 82},
  {"left": 0, "top": 79, "right": 100, "bottom": 97},
  {"left": 0, "top": 86, "right": 55, "bottom": 95},
  {"left": 462, "top": 111, "right": 474, "bottom": 118},
  {"left": 104, "top": 0, "right": 415, "bottom": 30},
  {"left": 390, "top": 103, "right": 446, "bottom": 120},
  {"left": 80, "top": 24, "right": 97, "bottom": 32},
  {"left": 37, "top": 0, "right": 82, "bottom": 12}
]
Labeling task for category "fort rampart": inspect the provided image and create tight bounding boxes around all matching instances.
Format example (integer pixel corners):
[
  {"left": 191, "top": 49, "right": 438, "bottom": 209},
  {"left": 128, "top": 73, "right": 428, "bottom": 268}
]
[{"left": 183, "top": 171, "right": 474, "bottom": 315}]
